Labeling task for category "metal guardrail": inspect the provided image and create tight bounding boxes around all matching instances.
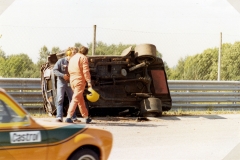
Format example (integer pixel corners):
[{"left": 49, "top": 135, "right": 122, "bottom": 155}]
[
  {"left": 169, "top": 80, "right": 240, "bottom": 110},
  {"left": 0, "top": 78, "right": 42, "bottom": 110},
  {"left": 1, "top": 78, "right": 240, "bottom": 111}
]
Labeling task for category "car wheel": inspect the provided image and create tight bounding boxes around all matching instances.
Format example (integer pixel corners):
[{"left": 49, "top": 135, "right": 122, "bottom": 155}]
[
  {"left": 134, "top": 44, "right": 156, "bottom": 64},
  {"left": 69, "top": 148, "right": 99, "bottom": 160}
]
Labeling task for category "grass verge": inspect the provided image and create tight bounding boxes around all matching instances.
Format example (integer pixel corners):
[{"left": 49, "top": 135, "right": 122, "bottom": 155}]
[{"left": 163, "top": 109, "right": 240, "bottom": 116}]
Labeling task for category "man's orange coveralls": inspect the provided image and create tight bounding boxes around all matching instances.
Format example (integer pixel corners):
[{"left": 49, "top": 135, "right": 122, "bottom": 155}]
[{"left": 68, "top": 53, "right": 91, "bottom": 118}]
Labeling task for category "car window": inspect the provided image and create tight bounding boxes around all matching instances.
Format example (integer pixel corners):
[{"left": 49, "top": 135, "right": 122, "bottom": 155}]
[
  {"left": 0, "top": 100, "right": 21, "bottom": 123},
  {"left": 0, "top": 93, "right": 30, "bottom": 127}
]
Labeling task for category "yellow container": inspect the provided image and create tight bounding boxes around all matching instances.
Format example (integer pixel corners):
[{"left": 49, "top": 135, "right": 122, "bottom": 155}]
[{"left": 86, "top": 88, "right": 100, "bottom": 102}]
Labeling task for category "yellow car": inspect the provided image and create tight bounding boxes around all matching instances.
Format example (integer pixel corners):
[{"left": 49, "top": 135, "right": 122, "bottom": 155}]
[{"left": 0, "top": 88, "right": 113, "bottom": 160}]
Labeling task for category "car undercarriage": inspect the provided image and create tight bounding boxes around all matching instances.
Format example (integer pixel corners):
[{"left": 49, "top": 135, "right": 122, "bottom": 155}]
[{"left": 41, "top": 44, "right": 172, "bottom": 117}]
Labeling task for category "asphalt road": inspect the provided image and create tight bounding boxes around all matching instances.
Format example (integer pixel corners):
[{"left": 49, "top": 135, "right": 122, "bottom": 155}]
[{"left": 35, "top": 114, "right": 240, "bottom": 160}]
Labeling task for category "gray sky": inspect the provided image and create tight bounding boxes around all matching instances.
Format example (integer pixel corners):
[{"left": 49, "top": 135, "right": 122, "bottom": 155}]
[{"left": 0, "top": 0, "right": 240, "bottom": 67}]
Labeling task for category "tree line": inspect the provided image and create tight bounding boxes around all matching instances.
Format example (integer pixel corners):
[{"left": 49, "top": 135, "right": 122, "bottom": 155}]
[
  {"left": 167, "top": 41, "right": 240, "bottom": 80},
  {"left": 0, "top": 41, "right": 240, "bottom": 80}
]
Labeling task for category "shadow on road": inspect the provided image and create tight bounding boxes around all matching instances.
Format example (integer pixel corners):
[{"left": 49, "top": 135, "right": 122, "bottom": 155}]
[
  {"left": 91, "top": 122, "right": 164, "bottom": 127},
  {"left": 91, "top": 114, "right": 227, "bottom": 123},
  {"left": 149, "top": 114, "right": 227, "bottom": 121}
]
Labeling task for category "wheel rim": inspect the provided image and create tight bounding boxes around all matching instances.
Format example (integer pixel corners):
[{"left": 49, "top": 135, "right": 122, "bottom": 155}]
[{"left": 78, "top": 154, "right": 96, "bottom": 160}]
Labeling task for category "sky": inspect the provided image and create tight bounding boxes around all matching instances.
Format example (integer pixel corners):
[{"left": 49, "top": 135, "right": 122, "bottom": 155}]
[{"left": 0, "top": 0, "right": 240, "bottom": 67}]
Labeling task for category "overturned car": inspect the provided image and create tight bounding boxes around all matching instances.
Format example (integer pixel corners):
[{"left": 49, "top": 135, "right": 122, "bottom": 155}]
[{"left": 41, "top": 44, "right": 172, "bottom": 117}]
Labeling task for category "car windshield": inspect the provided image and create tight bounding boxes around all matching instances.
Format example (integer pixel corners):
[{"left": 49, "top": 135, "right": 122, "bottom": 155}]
[{"left": 0, "top": 100, "right": 28, "bottom": 123}]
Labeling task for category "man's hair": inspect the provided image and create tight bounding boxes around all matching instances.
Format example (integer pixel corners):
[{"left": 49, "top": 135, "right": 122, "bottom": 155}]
[
  {"left": 79, "top": 46, "right": 88, "bottom": 55},
  {"left": 72, "top": 47, "right": 79, "bottom": 53}
]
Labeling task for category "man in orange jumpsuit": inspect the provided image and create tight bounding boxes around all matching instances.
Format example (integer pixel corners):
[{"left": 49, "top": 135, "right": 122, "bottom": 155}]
[{"left": 65, "top": 46, "right": 92, "bottom": 124}]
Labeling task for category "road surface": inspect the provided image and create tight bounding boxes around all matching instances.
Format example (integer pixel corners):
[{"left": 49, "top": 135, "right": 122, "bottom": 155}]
[{"left": 35, "top": 114, "right": 240, "bottom": 160}]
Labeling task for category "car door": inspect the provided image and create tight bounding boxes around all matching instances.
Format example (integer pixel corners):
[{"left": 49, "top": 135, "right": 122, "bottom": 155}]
[{"left": 0, "top": 91, "right": 48, "bottom": 160}]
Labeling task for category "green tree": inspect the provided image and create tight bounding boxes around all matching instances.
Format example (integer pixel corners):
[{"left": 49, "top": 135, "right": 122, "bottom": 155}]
[
  {"left": 181, "top": 48, "right": 218, "bottom": 80},
  {"left": 51, "top": 47, "right": 60, "bottom": 54},
  {"left": 26, "top": 63, "right": 40, "bottom": 78},
  {"left": 164, "top": 62, "right": 171, "bottom": 79},
  {"left": 0, "top": 49, "right": 6, "bottom": 77},
  {"left": 37, "top": 45, "right": 50, "bottom": 64},
  {"left": 36, "top": 45, "right": 50, "bottom": 71},
  {"left": 3, "top": 53, "right": 37, "bottom": 78},
  {"left": 0, "top": 49, "right": 6, "bottom": 58},
  {"left": 168, "top": 57, "right": 186, "bottom": 80},
  {"left": 194, "top": 48, "right": 218, "bottom": 80},
  {"left": 88, "top": 41, "right": 135, "bottom": 56},
  {"left": 74, "top": 43, "right": 82, "bottom": 48},
  {"left": 34, "top": 46, "right": 51, "bottom": 77},
  {"left": 221, "top": 43, "right": 233, "bottom": 80},
  {"left": 169, "top": 42, "right": 240, "bottom": 80},
  {"left": 184, "top": 55, "right": 202, "bottom": 80},
  {"left": 221, "top": 42, "right": 240, "bottom": 80}
]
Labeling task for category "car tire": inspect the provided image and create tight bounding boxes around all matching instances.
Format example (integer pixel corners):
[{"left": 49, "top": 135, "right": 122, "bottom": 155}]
[
  {"left": 69, "top": 148, "right": 99, "bottom": 160},
  {"left": 134, "top": 44, "right": 156, "bottom": 64}
]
